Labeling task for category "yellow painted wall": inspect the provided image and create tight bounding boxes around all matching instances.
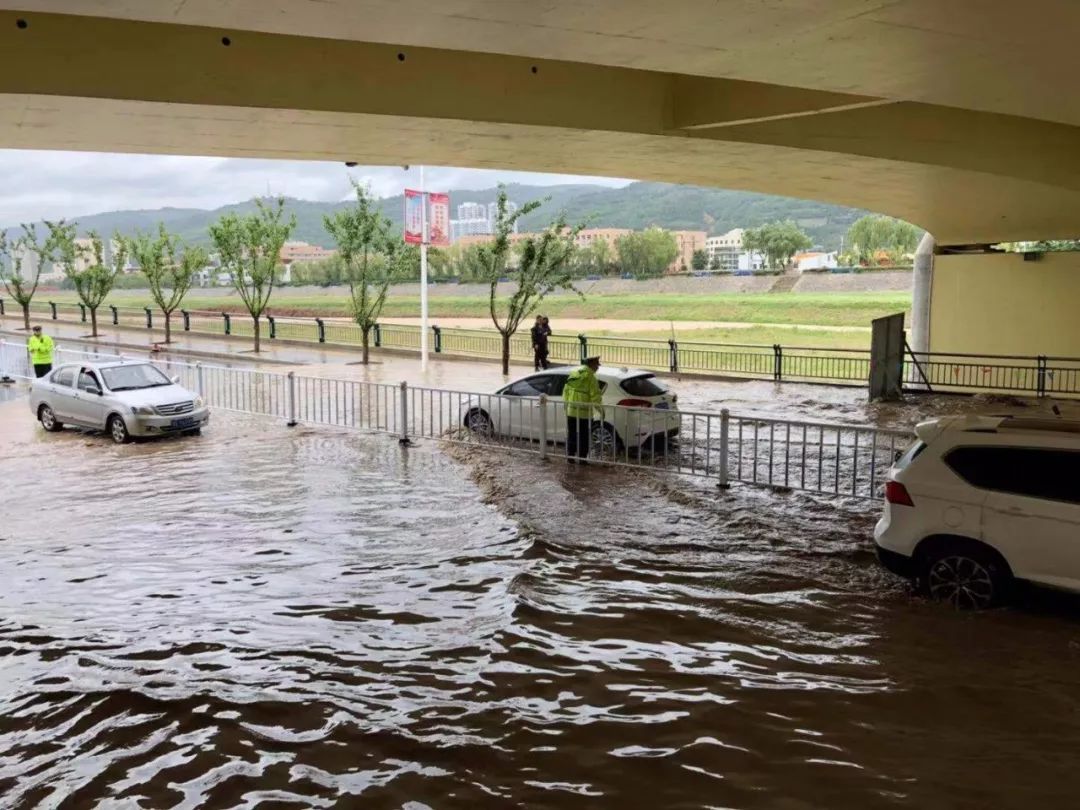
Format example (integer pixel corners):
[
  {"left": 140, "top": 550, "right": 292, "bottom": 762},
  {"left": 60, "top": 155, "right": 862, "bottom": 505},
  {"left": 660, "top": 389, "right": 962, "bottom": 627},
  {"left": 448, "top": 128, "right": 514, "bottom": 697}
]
[{"left": 930, "top": 253, "right": 1080, "bottom": 356}]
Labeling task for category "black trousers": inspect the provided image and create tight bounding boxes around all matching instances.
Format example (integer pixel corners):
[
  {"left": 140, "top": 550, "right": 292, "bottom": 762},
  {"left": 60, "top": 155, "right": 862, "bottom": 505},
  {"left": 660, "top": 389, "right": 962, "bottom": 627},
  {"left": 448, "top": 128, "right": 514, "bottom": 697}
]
[
  {"left": 33, "top": 363, "right": 52, "bottom": 378},
  {"left": 533, "top": 348, "right": 550, "bottom": 370},
  {"left": 566, "top": 416, "right": 591, "bottom": 459}
]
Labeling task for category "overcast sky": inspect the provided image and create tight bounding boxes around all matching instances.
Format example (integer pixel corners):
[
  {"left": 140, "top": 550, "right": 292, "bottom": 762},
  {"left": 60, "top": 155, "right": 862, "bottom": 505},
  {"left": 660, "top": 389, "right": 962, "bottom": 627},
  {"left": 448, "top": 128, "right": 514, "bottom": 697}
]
[{"left": 0, "top": 150, "right": 632, "bottom": 228}]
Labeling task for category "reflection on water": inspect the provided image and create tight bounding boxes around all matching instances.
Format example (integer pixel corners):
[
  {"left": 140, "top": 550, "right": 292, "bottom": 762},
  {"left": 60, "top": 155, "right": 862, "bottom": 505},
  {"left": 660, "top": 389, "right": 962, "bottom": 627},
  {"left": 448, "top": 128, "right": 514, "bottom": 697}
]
[{"left": 1, "top": 399, "right": 1079, "bottom": 808}]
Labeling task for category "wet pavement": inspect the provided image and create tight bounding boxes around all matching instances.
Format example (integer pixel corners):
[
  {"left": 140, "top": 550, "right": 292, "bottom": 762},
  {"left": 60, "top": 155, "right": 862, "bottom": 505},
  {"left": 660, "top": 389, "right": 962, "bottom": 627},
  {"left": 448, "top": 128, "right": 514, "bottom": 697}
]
[{"left": 4, "top": 393, "right": 1080, "bottom": 808}]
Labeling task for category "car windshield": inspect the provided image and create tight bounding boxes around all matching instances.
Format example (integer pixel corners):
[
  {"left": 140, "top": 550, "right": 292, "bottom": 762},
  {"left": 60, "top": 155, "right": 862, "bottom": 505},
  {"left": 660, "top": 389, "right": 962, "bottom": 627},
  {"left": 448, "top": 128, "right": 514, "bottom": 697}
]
[{"left": 101, "top": 364, "right": 172, "bottom": 392}]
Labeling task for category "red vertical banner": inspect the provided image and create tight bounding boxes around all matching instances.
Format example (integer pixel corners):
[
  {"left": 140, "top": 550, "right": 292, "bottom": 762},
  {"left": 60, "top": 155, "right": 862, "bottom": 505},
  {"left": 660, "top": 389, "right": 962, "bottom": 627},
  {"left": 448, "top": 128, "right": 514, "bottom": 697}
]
[
  {"left": 404, "top": 189, "right": 423, "bottom": 244},
  {"left": 428, "top": 193, "right": 450, "bottom": 247}
]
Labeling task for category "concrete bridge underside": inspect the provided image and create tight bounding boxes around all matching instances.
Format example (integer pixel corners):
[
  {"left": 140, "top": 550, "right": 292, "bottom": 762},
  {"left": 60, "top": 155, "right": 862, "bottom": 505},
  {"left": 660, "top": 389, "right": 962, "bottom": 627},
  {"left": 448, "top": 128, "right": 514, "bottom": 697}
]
[
  {"left": 3, "top": 1, "right": 1080, "bottom": 359},
  {"left": 2, "top": 2, "right": 1080, "bottom": 247}
]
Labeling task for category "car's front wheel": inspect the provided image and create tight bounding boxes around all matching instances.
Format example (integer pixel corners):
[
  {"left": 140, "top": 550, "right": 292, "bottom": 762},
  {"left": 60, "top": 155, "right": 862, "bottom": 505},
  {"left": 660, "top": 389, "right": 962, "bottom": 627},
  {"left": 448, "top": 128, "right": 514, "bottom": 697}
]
[
  {"left": 464, "top": 408, "right": 493, "bottom": 436},
  {"left": 38, "top": 404, "right": 63, "bottom": 432},
  {"left": 918, "top": 540, "right": 1011, "bottom": 610},
  {"left": 108, "top": 414, "right": 131, "bottom": 445}
]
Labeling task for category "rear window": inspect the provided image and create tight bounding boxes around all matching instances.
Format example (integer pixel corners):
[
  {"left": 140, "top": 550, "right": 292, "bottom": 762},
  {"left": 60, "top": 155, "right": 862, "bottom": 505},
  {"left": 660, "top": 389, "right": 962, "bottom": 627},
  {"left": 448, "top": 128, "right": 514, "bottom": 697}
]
[
  {"left": 620, "top": 375, "right": 667, "bottom": 397},
  {"left": 944, "top": 446, "right": 1080, "bottom": 504}
]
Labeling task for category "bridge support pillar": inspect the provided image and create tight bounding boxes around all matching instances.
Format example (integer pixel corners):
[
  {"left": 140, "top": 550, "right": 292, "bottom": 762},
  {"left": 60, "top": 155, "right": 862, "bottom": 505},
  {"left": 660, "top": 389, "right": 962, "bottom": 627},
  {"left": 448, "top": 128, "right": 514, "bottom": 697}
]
[{"left": 910, "top": 232, "right": 935, "bottom": 358}]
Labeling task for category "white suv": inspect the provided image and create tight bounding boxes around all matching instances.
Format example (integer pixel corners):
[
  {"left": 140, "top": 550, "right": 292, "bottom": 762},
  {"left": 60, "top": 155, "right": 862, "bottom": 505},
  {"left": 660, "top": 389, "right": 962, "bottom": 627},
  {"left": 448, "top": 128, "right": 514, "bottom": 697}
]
[{"left": 875, "top": 415, "right": 1080, "bottom": 609}]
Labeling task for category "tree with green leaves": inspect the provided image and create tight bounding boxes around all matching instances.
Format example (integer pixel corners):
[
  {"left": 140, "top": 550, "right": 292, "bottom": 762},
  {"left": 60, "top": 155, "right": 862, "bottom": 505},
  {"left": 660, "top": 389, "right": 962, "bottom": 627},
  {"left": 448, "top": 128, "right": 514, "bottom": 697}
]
[
  {"left": 449, "top": 242, "right": 491, "bottom": 282},
  {"left": 846, "top": 215, "right": 920, "bottom": 265},
  {"left": 616, "top": 227, "right": 679, "bottom": 278},
  {"left": 126, "top": 224, "right": 208, "bottom": 344},
  {"left": 209, "top": 198, "right": 296, "bottom": 353},
  {"left": 691, "top": 249, "right": 708, "bottom": 271},
  {"left": 480, "top": 189, "right": 583, "bottom": 375},
  {"left": 54, "top": 226, "right": 128, "bottom": 338},
  {"left": 742, "top": 220, "right": 813, "bottom": 270},
  {"left": 0, "top": 223, "right": 53, "bottom": 331},
  {"left": 324, "top": 182, "right": 405, "bottom": 364},
  {"left": 571, "top": 238, "right": 616, "bottom": 278}
]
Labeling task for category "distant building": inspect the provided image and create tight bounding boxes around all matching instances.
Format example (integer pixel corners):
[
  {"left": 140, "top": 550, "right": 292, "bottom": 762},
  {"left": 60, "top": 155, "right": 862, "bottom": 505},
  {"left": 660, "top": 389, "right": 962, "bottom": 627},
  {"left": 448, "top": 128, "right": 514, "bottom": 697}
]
[
  {"left": 280, "top": 241, "right": 336, "bottom": 265},
  {"left": 573, "top": 228, "right": 631, "bottom": 252},
  {"left": 793, "top": 251, "right": 837, "bottom": 271},
  {"left": 705, "top": 228, "right": 745, "bottom": 271},
  {"left": 669, "top": 230, "right": 707, "bottom": 274},
  {"left": 450, "top": 199, "right": 518, "bottom": 242}
]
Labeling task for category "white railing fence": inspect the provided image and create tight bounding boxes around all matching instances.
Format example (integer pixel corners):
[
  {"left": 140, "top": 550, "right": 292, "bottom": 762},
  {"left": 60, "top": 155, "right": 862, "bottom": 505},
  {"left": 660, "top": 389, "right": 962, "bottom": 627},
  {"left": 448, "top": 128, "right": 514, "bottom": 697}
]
[{"left": 0, "top": 339, "right": 912, "bottom": 499}]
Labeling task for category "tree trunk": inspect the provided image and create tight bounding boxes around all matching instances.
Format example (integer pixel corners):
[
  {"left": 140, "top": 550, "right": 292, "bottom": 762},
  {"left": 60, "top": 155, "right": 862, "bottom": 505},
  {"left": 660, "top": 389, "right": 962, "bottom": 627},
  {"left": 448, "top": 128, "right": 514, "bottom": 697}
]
[
  {"left": 22, "top": 302, "right": 29, "bottom": 331},
  {"left": 164, "top": 311, "right": 172, "bottom": 344},
  {"left": 362, "top": 328, "right": 370, "bottom": 364},
  {"left": 90, "top": 307, "right": 98, "bottom": 338},
  {"left": 501, "top": 332, "right": 511, "bottom": 376},
  {"left": 253, "top": 315, "right": 261, "bottom": 353}
]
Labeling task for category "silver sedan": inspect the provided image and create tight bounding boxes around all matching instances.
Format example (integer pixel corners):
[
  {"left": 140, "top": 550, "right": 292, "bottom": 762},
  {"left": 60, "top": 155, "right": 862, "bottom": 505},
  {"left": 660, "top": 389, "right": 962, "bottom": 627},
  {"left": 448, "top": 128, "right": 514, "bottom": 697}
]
[{"left": 29, "top": 360, "right": 210, "bottom": 444}]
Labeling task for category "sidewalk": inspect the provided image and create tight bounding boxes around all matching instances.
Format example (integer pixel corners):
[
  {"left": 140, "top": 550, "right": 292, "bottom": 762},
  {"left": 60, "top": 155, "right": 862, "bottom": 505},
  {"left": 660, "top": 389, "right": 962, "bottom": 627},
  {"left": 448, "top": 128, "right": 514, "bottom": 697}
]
[
  {"left": 0, "top": 320, "right": 331, "bottom": 365},
  {"left": 0, "top": 316, "right": 877, "bottom": 419},
  {"left": 0, "top": 317, "right": 522, "bottom": 392}
]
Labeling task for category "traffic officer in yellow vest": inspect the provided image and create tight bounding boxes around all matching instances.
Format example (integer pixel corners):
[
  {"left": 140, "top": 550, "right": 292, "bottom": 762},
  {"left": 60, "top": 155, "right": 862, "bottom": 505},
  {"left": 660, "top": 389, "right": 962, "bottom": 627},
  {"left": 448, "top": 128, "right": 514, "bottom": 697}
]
[
  {"left": 562, "top": 355, "right": 603, "bottom": 464},
  {"left": 28, "top": 325, "right": 55, "bottom": 378}
]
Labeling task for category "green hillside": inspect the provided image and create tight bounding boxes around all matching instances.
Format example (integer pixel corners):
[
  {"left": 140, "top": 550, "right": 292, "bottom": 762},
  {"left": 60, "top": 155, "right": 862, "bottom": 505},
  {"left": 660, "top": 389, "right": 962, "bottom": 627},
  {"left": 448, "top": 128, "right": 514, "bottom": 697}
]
[{"left": 3, "top": 182, "right": 876, "bottom": 252}]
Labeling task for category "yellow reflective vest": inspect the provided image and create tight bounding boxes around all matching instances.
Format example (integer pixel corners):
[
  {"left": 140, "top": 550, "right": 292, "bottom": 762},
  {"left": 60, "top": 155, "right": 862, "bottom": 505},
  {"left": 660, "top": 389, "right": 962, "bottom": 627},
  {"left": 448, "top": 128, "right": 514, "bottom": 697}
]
[
  {"left": 28, "top": 334, "right": 54, "bottom": 365},
  {"left": 563, "top": 366, "right": 602, "bottom": 418}
]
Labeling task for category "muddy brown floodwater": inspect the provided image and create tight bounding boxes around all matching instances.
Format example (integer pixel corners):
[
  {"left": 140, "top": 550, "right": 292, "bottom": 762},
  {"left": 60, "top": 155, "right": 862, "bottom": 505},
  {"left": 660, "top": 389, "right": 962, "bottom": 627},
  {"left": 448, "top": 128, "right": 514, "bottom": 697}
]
[{"left": 2, "top": 391, "right": 1080, "bottom": 808}]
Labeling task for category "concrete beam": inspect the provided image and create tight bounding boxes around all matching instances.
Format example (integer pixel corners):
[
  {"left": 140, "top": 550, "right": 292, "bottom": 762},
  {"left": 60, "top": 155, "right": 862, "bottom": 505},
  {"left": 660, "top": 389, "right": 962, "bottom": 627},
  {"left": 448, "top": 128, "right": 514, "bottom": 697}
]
[
  {"left": 3, "top": 11, "right": 1080, "bottom": 243},
  {"left": 670, "top": 76, "right": 890, "bottom": 131}
]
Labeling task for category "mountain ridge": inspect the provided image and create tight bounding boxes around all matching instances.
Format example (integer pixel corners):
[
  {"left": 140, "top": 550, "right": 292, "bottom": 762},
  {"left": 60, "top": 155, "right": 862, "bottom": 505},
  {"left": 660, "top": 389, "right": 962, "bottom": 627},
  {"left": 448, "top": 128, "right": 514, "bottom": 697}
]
[{"left": 3, "top": 182, "right": 875, "bottom": 252}]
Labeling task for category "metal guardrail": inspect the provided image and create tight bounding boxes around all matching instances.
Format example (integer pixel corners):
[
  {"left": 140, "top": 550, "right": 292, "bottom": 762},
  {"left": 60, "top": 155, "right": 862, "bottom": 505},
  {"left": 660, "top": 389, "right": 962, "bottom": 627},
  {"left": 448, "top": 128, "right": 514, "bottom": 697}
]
[
  {"left": 9, "top": 298, "right": 1079, "bottom": 396},
  {"left": 0, "top": 337, "right": 911, "bottom": 500}
]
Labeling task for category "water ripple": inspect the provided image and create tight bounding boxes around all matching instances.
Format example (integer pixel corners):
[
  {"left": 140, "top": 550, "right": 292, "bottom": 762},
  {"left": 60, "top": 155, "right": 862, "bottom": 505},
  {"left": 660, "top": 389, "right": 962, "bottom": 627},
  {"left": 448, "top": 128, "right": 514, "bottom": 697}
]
[{"left": 0, "top": 403, "right": 1078, "bottom": 807}]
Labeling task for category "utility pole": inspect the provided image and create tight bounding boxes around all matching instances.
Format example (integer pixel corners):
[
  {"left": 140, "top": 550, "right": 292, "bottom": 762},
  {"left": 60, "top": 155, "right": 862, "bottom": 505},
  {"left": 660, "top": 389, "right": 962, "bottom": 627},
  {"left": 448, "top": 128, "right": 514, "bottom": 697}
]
[{"left": 419, "top": 165, "right": 429, "bottom": 371}]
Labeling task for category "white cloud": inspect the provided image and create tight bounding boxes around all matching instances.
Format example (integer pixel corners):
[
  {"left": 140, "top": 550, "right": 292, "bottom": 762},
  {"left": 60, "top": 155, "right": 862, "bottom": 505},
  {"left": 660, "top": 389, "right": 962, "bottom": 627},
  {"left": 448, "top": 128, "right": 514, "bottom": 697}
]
[{"left": 0, "top": 151, "right": 632, "bottom": 227}]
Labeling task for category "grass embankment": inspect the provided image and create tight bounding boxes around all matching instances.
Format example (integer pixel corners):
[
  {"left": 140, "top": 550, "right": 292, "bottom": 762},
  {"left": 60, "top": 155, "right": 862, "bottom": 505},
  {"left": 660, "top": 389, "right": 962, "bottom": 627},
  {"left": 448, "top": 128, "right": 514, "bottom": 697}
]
[
  {"left": 594, "top": 326, "right": 873, "bottom": 350},
  {"left": 47, "top": 290, "right": 911, "bottom": 330}
]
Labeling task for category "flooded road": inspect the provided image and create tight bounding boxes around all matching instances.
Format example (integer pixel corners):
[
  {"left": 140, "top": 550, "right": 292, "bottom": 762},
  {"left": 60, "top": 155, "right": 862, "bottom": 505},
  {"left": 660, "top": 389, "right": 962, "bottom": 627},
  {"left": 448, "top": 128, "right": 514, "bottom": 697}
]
[{"left": 2, "top": 398, "right": 1080, "bottom": 808}]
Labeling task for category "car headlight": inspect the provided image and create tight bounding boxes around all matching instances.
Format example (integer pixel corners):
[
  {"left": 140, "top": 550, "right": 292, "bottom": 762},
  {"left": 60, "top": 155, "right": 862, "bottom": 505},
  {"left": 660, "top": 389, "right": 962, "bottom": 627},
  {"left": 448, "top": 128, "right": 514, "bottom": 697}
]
[
  {"left": 194, "top": 396, "right": 205, "bottom": 408},
  {"left": 132, "top": 405, "right": 155, "bottom": 415}
]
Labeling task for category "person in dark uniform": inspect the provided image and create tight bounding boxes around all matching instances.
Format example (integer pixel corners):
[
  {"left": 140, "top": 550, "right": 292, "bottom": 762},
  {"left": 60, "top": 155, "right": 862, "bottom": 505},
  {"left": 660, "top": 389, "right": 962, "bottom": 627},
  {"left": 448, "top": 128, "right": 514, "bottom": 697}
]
[{"left": 531, "top": 315, "right": 551, "bottom": 371}]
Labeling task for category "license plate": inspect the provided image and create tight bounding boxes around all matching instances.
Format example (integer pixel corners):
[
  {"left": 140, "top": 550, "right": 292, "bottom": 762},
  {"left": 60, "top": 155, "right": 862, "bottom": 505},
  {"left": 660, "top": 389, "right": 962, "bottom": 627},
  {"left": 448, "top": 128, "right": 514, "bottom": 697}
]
[
  {"left": 654, "top": 401, "right": 670, "bottom": 410},
  {"left": 171, "top": 417, "right": 196, "bottom": 428}
]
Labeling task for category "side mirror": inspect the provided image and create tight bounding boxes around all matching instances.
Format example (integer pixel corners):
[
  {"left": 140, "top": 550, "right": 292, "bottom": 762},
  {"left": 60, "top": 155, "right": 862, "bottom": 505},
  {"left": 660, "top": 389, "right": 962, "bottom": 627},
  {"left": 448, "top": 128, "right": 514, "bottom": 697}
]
[{"left": 90, "top": 386, "right": 102, "bottom": 396}]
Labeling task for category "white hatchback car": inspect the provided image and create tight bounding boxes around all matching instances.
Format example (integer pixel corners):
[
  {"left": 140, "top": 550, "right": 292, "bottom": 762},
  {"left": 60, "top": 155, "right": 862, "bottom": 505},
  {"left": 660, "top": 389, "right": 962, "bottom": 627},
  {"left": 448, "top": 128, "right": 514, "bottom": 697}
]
[
  {"left": 875, "top": 415, "right": 1080, "bottom": 608},
  {"left": 29, "top": 360, "right": 210, "bottom": 444},
  {"left": 462, "top": 367, "right": 680, "bottom": 455}
]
